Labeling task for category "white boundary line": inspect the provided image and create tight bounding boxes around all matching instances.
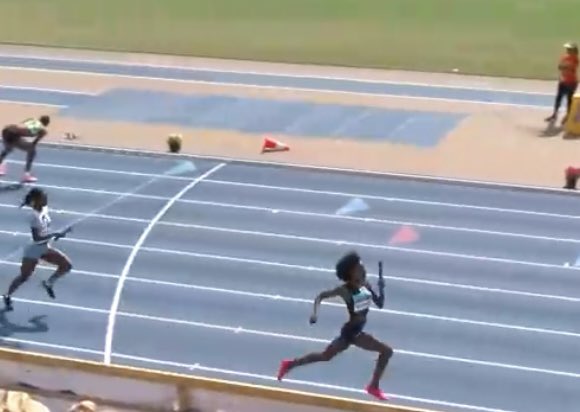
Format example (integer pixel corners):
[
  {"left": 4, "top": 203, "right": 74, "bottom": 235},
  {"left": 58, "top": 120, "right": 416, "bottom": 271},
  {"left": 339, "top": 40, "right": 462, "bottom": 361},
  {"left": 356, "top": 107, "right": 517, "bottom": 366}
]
[
  {"left": 0, "top": 65, "right": 549, "bottom": 110},
  {"left": 3, "top": 196, "right": 580, "bottom": 244},
  {"left": 1, "top": 239, "right": 579, "bottom": 303},
  {"left": 42, "top": 141, "right": 577, "bottom": 196},
  {"left": 0, "top": 337, "right": 515, "bottom": 412},
  {"left": 5, "top": 158, "right": 580, "bottom": 218},
  {"left": 142, "top": 222, "right": 576, "bottom": 271},
  {"left": 102, "top": 162, "right": 226, "bottom": 364},
  {"left": 0, "top": 50, "right": 553, "bottom": 96},
  {"left": 4, "top": 258, "right": 579, "bottom": 335},
  {"left": 1, "top": 220, "right": 578, "bottom": 272},
  {"left": 2, "top": 240, "right": 579, "bottom": 304},
  {"left": 0, "top": 221, "right": 576, "bottom": 272},
  {"left": 6, "top": 159, "right": 193, "bottom": 180},
  {"left": 0, "top": 85, "right": 96, "bottom": 95},
  {"left": 12, "top": 297, "right": 580, "bottom": 380},
  {"left": 0, "top": 98, "right": 65, "bottom": 108},
  {"left": 204, "top": 179, "right": 580, "bottom": 219},
  {"left": 120, "top": 310, "right": 580, "bottom": 379}
]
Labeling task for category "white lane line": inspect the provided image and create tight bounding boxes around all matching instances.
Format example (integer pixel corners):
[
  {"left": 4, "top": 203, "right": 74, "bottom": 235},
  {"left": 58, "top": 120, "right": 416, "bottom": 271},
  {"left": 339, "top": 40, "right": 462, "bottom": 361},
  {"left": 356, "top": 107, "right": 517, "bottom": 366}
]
[
  {"left": 113, "top": 312, "right": 580, "bottom": 379},
  {"left": 0, "top": 229, "right": 133, "bottom": 249},
  {"left": 0, "top": 99, "right": 66, "bottom": 108},
  {"left": 117, "top": 355, "right": 517, "bottom": 412},
  {"left": 0, "top": 50, "right": 550, "bottom": 96},
  {"left": 205, "top": 179, "right": 580, "bottom": 220},
  {"left": 0, "top": 179, "right": 168, "bottom": 200},
  {"left": 126, "top": 257, "right": 580, "bottom": 303},
  {"left": 1, "top": 238, "right": 577, "bottom": 305},
  {"left": 103, "top": 162, "right": 226, "bottom": 365},
  {"left": 7, "top": 266, "right": 579, "bottom": 338},
  {"left": 0, "top": 338, "right": 516, "bottom": 412},
  {"left": 2, "top": 222, "right": 564, "bottom": 273},
  {"left": 47, "top": 140, "right": 578, "bottom": 195},
  {"left": 0, "top": 224, "right": 572, "bottom": 271},
  {"left": 164, "top": 199, "right": 580, "bottom": 244},
  {"left": 3, "top": 224, "right": 580, "bottom": 296},
  {"left": 0, "top": 85, "right": 96, "bottom": 95},
  {"left": 0, "top": 337, "right": 103, "bottom": 355},
  {"left": 5, "top": 160, "right": 580, "bottom": 220},
  {"left": 6, "top": 159, "right": 192, "bottom": 180},
  {"left": 0, "top": 203, "right": 149, "bottom": 224},
  {"left": 122, "top": 281, "right": 580, "bottom": 339},
  {"left": 12, "top": 297, "right": 580, "bottom": 379},
  {"left": 0, "top": 65, "right": 547, "bottom": 111},
  {"left": 3, "top": 196, "right": 580, "bottom": 245},
  {"left": 13, "top": 297, "right": 109, "bottom": 314},
  {"left": 148, "top": 223, "right": 577, "bottom": 271}
]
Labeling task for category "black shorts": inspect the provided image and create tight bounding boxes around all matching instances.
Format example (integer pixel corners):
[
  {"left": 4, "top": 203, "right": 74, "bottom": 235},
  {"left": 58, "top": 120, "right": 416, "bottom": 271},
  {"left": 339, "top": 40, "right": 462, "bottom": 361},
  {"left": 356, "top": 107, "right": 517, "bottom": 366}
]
[
  {"left": 333, "top": 321, "right": 366, "bottom": 346},
  {"left": 2, "top": 126, "right": 20, "bottom": 145}
]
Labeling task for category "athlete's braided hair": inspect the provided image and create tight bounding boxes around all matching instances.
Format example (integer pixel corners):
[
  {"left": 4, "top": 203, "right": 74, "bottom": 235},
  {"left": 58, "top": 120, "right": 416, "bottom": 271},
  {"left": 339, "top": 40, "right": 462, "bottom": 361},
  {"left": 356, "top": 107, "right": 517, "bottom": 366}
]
[
  {"left": 335, "top": 251, "right": 361, "bottom": 281},
  {"left": 20, "top": 187, "right": 44, "bottom": 208}
]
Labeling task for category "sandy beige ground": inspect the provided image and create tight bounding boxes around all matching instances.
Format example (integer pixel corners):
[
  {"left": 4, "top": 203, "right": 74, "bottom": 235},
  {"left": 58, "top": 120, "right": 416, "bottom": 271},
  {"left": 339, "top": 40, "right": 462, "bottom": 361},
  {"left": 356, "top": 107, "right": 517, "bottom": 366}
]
[{"left": 0, "top": 45, "right": 575, "bottom": 188}]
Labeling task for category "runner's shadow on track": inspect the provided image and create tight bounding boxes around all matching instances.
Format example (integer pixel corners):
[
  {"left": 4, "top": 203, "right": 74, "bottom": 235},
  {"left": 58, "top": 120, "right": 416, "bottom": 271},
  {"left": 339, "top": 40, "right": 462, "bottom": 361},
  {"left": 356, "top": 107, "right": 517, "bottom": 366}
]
[
  {"left": 537, "top": 122, "right": 563, "bottom": 137},
  {"left": 0, "top": 183, "right": 24, "bottom": 194},
  {"left": 0, "top": 312, "right": 48, "bottom": 337}
]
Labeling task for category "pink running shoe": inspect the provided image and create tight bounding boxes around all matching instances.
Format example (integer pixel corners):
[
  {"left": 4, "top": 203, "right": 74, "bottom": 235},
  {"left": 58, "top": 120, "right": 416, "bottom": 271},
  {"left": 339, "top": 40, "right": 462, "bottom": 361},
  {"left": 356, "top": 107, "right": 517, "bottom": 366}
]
[
  {"left": 277, "top": 359, "right": 293, "bottom": 381},
  {"left": 366, "top": 384, "right": 389, "bottom": 401},
  {"left": 0, "top": 163, "right": 5, "bottom": 176},
  {"left": 21, "top": 172, "right": 37, "bottom": 183}
]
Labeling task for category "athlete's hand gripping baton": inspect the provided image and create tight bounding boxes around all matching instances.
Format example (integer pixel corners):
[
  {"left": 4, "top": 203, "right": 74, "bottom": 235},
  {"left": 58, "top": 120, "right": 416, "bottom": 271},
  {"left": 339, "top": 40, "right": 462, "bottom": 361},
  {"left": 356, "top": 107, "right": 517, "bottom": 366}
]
[{"left": 54, "top": 226, "right": 73, "bottom": 241}]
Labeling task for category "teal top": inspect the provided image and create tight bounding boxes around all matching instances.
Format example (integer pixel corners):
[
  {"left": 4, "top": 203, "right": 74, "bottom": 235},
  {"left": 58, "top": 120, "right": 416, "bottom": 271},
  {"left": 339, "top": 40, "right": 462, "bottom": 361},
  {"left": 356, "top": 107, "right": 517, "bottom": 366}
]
[{"left": 349, "top": 286, "right": 372, "bottom": 315}]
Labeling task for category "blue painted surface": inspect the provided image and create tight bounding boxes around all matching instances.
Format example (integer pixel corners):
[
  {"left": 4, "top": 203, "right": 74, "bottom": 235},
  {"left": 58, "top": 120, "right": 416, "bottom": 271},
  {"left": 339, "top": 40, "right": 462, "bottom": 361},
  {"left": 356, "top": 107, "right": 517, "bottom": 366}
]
[
  {"left": 0, "top": 55, "right": 554, "bottom": 107},
  {"left": 57, "top": 88, "right": 464, "bottom": 146},
  {"left": 0, "top": 87, "right": 91, "bottom": 107}
]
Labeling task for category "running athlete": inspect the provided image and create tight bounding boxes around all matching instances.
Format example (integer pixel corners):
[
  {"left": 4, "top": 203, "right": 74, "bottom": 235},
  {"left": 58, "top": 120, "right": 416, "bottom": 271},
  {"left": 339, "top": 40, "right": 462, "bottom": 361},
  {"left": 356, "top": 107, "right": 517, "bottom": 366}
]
[
  {"left": 2, "top": 188, "right": 73, "bottom": 312},
  {"left": 276, "top": 251, "right": 393, "bottom": 401},
  {"left": 0, "top": 115, "right": 51, "bottom": 183}
]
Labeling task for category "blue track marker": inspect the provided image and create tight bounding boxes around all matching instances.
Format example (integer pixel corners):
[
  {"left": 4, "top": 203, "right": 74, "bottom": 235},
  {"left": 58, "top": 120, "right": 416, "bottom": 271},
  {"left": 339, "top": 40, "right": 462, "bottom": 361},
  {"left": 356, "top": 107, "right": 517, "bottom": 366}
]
[
  {"left": 335, "top": 198, "right": 369, "bottom": 216},
  {"left": 166, "top": 160, "right": 197, "bottom": 176}
]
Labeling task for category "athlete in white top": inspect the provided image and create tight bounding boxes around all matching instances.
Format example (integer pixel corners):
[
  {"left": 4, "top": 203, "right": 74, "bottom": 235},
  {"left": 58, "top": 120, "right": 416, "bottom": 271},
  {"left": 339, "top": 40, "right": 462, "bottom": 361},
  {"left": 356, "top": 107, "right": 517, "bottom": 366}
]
[
  {"left": 30, "top": 204, "right": 51, "bottom": 243},
  {"left": 2, "top": 188, "right": 73, "bottom": 312}
]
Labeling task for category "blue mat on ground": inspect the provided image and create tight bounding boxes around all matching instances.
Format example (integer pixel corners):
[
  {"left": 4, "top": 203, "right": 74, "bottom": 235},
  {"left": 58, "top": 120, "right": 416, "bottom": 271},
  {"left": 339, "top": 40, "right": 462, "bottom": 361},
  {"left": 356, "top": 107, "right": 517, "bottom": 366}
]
[{"left": 58, "top": 88, "right": 466, "bottom": 147}]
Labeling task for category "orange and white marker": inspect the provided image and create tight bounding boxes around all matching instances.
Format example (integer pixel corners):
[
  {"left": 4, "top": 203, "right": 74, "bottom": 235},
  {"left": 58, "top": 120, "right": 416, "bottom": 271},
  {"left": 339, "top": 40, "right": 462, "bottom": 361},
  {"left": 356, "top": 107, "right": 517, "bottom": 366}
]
[{"left": 262, "top": 136, "right": 289, "bottom": 153}]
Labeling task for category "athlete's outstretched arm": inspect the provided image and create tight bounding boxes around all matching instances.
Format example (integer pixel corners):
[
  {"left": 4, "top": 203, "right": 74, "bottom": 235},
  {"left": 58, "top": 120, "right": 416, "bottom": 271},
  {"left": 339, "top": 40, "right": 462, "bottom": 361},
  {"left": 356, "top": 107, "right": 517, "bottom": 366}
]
[
  {"left": 30, "top": 226, "right": 70, "bottom": 243},
  {"left": 367, "top": 261, "right": 385, "bottom": 308},
  {"left": 309, "top": 286, "right": 342, "bottom": 324}
]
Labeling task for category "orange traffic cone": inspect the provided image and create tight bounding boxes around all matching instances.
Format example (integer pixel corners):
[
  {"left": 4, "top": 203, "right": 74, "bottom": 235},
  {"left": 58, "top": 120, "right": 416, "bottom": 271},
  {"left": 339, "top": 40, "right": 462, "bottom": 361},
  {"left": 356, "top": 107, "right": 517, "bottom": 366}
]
[
  {"left": 262, "top": 136, "right": 289, "bottom": 153},
  {"left": 388, "top": 225, "right": 419, "bottom": 246}
]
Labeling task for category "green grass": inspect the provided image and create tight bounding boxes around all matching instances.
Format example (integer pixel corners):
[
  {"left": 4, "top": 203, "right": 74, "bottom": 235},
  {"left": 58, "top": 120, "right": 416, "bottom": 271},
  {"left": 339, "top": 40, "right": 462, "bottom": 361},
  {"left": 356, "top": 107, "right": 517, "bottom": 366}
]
[{"left": 0, "top": 0, "right": 577, "bottom": 79}]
